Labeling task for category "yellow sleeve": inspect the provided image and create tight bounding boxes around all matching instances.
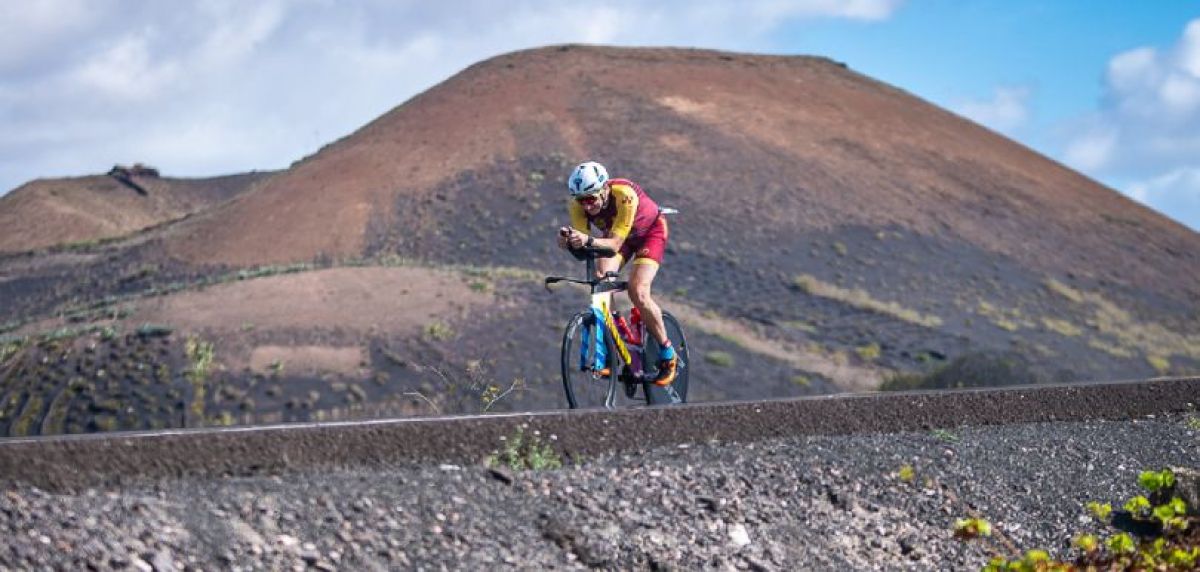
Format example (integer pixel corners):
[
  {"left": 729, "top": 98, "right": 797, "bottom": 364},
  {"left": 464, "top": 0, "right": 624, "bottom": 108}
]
[
  {"left": 567, "top": 199, "right": 589, "bottom": 232},
  {"left": 609, "top": 184, "right": 638, "bottom": 239}
]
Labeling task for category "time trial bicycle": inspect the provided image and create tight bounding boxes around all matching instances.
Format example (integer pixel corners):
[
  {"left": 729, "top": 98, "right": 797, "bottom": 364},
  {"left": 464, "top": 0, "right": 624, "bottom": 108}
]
[{"left": 545, "top": 244, "right": 690, "bottom": 409}]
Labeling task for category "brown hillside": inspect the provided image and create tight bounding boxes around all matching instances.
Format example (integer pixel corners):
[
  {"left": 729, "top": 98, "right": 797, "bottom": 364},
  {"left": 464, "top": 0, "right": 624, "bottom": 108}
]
[
  {"left": 163, "top": 44, "right": 1198, "bottom": 306},
  {"left": 2, "top": 45, "right": 1198, "bottom": 437},
  {"left": 0, "top": 170, "right": 270, "bottom": 254}
]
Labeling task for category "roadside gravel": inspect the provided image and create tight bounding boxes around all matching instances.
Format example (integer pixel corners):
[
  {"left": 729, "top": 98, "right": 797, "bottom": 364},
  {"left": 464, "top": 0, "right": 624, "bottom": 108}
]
[{"left": 2, "top": 413, "right": 1196, "bottom": 570}]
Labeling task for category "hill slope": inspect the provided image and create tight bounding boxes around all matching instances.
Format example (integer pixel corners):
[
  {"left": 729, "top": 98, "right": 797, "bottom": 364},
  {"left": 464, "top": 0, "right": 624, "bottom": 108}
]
[
  {"left": 0, "top": 45, "right": 1197, "bottom": 436},
  {"left": 162, "top": 45, "right": 1197, "bottom": 305},
  {"left": 0, "top": 170, "right": 270, "bottom": 254}
]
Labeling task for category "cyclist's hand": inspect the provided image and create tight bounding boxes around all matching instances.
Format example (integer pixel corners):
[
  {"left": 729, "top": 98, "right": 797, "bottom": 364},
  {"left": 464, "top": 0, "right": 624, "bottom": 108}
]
[{"left": 567, "top": 230, "right": 587, "bottom": 249}]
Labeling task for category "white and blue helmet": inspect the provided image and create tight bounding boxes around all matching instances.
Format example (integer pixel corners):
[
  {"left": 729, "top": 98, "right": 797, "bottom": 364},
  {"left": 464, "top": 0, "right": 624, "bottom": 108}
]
[{"left": 567, "top": 161, "right": 609, "bottom": 198}]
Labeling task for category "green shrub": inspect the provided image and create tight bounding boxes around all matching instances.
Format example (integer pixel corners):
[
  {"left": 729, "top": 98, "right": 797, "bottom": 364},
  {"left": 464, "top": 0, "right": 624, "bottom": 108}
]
[
  {"left": 881, "top": 351, "right": 1049, "bottom": 391},
  {"left": 855, "top": 343, "right": 881, "bottom": 361},
  {"left": 486, "top": 427, "right": 561, "bottom": 471},
  {"left": 705, "top": 351, "right": 734, "bottom": 367},
  {"left": 425, "top": 322, "right": 455, "bottom": 341},
  {"left": 973, "top": 468, "right": 1198, "bottom": 570},
  {"left": 136, "top": 323, "right": 174, "bottom": 337}
]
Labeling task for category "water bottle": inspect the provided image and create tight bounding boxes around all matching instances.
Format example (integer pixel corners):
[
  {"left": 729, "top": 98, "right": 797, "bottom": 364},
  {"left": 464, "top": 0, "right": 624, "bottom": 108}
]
[
  {"left": 614, "top": 313, "right": 634, "bottom": 343},
  {"left": 629, "top": 307, "right": 643, "bottom": 345}
]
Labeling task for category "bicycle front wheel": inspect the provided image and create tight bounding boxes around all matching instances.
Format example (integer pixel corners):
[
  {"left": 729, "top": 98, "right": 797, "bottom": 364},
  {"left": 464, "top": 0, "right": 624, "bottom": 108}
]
[{"left": 561, "top": 311, "right": 618, "bottom": 409}]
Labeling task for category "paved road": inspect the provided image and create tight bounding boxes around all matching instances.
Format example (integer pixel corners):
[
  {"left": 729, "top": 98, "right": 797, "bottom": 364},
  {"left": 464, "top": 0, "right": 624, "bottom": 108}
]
[{"left": 0, "top": 378, "right": 1197, "bottom": 569}]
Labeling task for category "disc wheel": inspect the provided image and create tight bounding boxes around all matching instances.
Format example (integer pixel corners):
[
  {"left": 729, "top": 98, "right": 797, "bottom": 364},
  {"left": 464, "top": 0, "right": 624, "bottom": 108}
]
[{"left": 640, "top": 311, "right": 690, "bottom": 405}]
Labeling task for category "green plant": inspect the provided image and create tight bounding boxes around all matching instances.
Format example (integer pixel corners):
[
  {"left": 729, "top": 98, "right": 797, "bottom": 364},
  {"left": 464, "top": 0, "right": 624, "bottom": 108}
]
[
  {"left": 1147, "top": 354, "right": 1171, "bottom": 374},
  {"left": 185, "top": 336, "right": 215, "bottom": 421},
  {"left": 1140, "top": 468, "right": 1176, "bottom": 493},
  {"left": 705, "top": 351, "right": 734, "bottom": 367},
  {"left": 1106, "top": 533, "right": 1136, "bottom": 555},
  {"left": 1087, "top": 501, "right": 1112, "bottom": 522},
  {"left": 1124, "top": 495, "right": 1152, "bottom": 517},
  {"left": 855, "top": 343, "right": 881, "bottom": 361},
  {"left": 468, "top": 279, "right": 491, "bottom": 293},
  {"left": 972, "top": 468, "right": 1199, "bottom": 570},
  {"left": 897, "top": 464, "right": 915, "bottom": 483},
  {"left": 424, "top": 321, "right": 455, "bottom": 341},
  {"left": 486, "top": 427, "right": 562, "bottom": 471},
  {"left": 136, "top": 323, "right": 174, "bottom": 337},
  {"left": 953, "top": 518, "right": 992, "bottom": 539},
  {"left": 931, "top": 428, "right": 959, "bottom": 443},
  {"left": 185, "top": 336, "right": 214, "bottom": 382}
]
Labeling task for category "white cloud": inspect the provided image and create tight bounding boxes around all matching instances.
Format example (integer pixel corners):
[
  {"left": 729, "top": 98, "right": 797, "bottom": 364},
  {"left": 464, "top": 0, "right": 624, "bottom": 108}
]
[
  {"left": 0, "top": 0, "right": 99, "bottom": 73},
  {"left": 1062, "top": 18, "right": 1200, "bottom": 175},
  {"left": 74, "top": 34, "right": 181, "bottom": 101},
  {"left": 0, "top": 0, "right": 906, "bottom": 194},
  {"left": 952, "top": 86, "right": 1031, "bottom": 135},
  {"left": 1125, "top": 167, "right": 1200, "bottom": 230},
  {"left": 1180, "top": 19, "right": 1200, "bottom": 77},
  {"left": 1063, "top": 127, "right": 1117, "bottom": 172},
  {"left": 1107, "top": 47, "right": 1158, "bottom": 94},
  {"left": 1054, "top": 18, "right": 1200, "bottom": 229},
  {"left": 752, "top": 0, "right": 903, "bottom": 22}
]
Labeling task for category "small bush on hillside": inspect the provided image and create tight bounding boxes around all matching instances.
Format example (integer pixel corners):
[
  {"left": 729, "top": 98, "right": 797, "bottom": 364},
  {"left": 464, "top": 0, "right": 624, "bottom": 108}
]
[
  {"left": 424, "top": 322, "right": 455, "bottom": 341},
  {"left": 881, "top": 352, "right": 1047, "bottom": 391},
  {"left": 855, "top": 343, "right": 881, "bottom": 361},
  {"left": 705, "top": 351, "right": 734, "bottom": 367}
]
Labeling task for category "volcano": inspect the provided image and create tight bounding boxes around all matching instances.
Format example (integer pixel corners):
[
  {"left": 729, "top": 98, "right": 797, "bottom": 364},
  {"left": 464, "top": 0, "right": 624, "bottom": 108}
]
[{"left": 0, "top": 45, "right": 1196, "bottom": 437}]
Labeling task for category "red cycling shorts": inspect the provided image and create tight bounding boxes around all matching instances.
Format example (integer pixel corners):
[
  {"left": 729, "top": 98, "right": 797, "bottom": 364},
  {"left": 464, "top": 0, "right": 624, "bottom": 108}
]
[{"left": 617, "top": 216, "right": 669, "bottom": 267}]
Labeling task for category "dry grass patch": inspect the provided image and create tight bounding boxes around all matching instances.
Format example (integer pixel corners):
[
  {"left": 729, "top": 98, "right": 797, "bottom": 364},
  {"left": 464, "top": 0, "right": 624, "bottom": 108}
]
[
  {"left": 792, "top": 274, "right": 942, "bottom": 328},
  {"left": 1045, "top": 278, "right": 1200, "bottom": 362},
  {"left": 665, "top": 298, "right": 888, "bottom": 392},
  {"left": 1041, "top": 317, "right": 1082, "bottom": 337},
  {"left": 974, "top": 299, "right": 1031, "bottom": 332},
  {"left": 249, "top": 346, "right": 365, "bottom": 376}
]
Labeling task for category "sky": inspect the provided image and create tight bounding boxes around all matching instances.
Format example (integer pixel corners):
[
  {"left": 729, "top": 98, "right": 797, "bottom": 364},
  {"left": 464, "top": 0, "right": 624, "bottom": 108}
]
[{"left": 1, "top": 1, "right": 1198, "bottom": 231}]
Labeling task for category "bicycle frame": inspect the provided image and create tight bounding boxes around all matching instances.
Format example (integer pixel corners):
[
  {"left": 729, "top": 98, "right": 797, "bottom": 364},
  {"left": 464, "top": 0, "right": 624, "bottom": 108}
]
[
  {"left": 546, "top": 246, "right": 636, "bottom": 372},
  {"left": 548, "top": 243, "right": 687, "bottom": 408}
]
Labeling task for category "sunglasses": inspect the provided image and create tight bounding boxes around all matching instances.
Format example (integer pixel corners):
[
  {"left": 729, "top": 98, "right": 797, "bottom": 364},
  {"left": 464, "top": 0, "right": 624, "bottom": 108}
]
[{"left": 576, "top": 193, "right": 601, "bottom": 206}]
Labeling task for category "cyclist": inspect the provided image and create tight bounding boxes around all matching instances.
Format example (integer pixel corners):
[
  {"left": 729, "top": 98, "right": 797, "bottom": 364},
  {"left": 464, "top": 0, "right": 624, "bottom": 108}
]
[{"left": 556, "top": 161, "right": 677, "bottom": 387}]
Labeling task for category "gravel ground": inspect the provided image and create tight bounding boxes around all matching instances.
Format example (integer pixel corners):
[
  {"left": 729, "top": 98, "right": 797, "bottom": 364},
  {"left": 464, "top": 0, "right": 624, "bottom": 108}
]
[{"left": 1, "top": 412, "right": 1196, "bottom": 571}]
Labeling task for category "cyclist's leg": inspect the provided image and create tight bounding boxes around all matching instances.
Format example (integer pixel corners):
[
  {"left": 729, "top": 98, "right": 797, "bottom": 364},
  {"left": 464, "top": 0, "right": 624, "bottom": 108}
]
[
  {"left": 626, "top": 218, "right": 676, "bottom": 386},
  {"left": 596, "top": 229, "right": 621, "bottom": 279},
  {"left": 596, "top": 253, "right": 620, "bottom": 279},
  {"left": 628, "top": 261, "right": 666, "bottom": 346},
  {"left": 627, "top": 217, "right": 669, "bottom": 341}
]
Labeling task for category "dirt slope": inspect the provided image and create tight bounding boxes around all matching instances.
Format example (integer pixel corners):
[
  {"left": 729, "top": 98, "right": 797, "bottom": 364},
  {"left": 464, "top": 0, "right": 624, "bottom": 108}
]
[
  {"left": 0, "top": 45, "right": 1197, "bottom": 437},
  {"left": 0, "top": 171, "right": 270, "bottom": 253},
  {"left": 158, "top": 45, "right": 1197, "bottom": 307}
]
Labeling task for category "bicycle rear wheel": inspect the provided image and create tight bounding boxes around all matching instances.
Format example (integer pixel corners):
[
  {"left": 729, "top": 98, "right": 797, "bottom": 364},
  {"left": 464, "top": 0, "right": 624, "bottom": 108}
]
[
  {"left": 561, "top": 311, "right": 619, "bottom": 409},
  {"left": 641, "top": 311, "right": 690, "bottom": 404}
]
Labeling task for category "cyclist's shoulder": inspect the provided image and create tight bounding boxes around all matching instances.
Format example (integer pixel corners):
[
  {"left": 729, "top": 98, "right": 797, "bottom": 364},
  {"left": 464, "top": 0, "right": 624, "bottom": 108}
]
[
  {"left": 608, "top": 177, "right": 639, "bottom": 190},
  {"left": 609, "top": 179, "right": 641, "bottom": 200}
]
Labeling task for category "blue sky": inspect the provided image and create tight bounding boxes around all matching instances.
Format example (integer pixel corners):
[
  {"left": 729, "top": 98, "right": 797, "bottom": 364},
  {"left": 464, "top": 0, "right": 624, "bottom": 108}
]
[{"left": 2, "top": 1, "right": 1198, "bottom": 230}]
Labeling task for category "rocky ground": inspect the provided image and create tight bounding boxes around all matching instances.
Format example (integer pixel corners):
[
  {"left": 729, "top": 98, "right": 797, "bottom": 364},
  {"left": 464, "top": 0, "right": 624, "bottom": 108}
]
[{"left": 1, "top": 412, "right": 1196, "bottom": 570}]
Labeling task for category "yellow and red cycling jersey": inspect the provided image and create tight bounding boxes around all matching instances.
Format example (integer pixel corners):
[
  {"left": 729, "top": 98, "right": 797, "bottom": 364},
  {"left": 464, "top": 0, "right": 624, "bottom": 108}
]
[{"left": 567, "top": 178, "right": 668, "bottom": 266}]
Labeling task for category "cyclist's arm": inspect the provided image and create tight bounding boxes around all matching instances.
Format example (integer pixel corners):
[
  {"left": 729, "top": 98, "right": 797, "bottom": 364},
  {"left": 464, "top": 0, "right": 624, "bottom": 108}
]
[
  {"left": 588, "top": 184, "right": 637, "bottom": 251},
  {"left": 560, "top": 200, "right": 590, "bottom": 249},
  {"left": 568, "top": 200, "right": 589, "bottom": 233}
]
